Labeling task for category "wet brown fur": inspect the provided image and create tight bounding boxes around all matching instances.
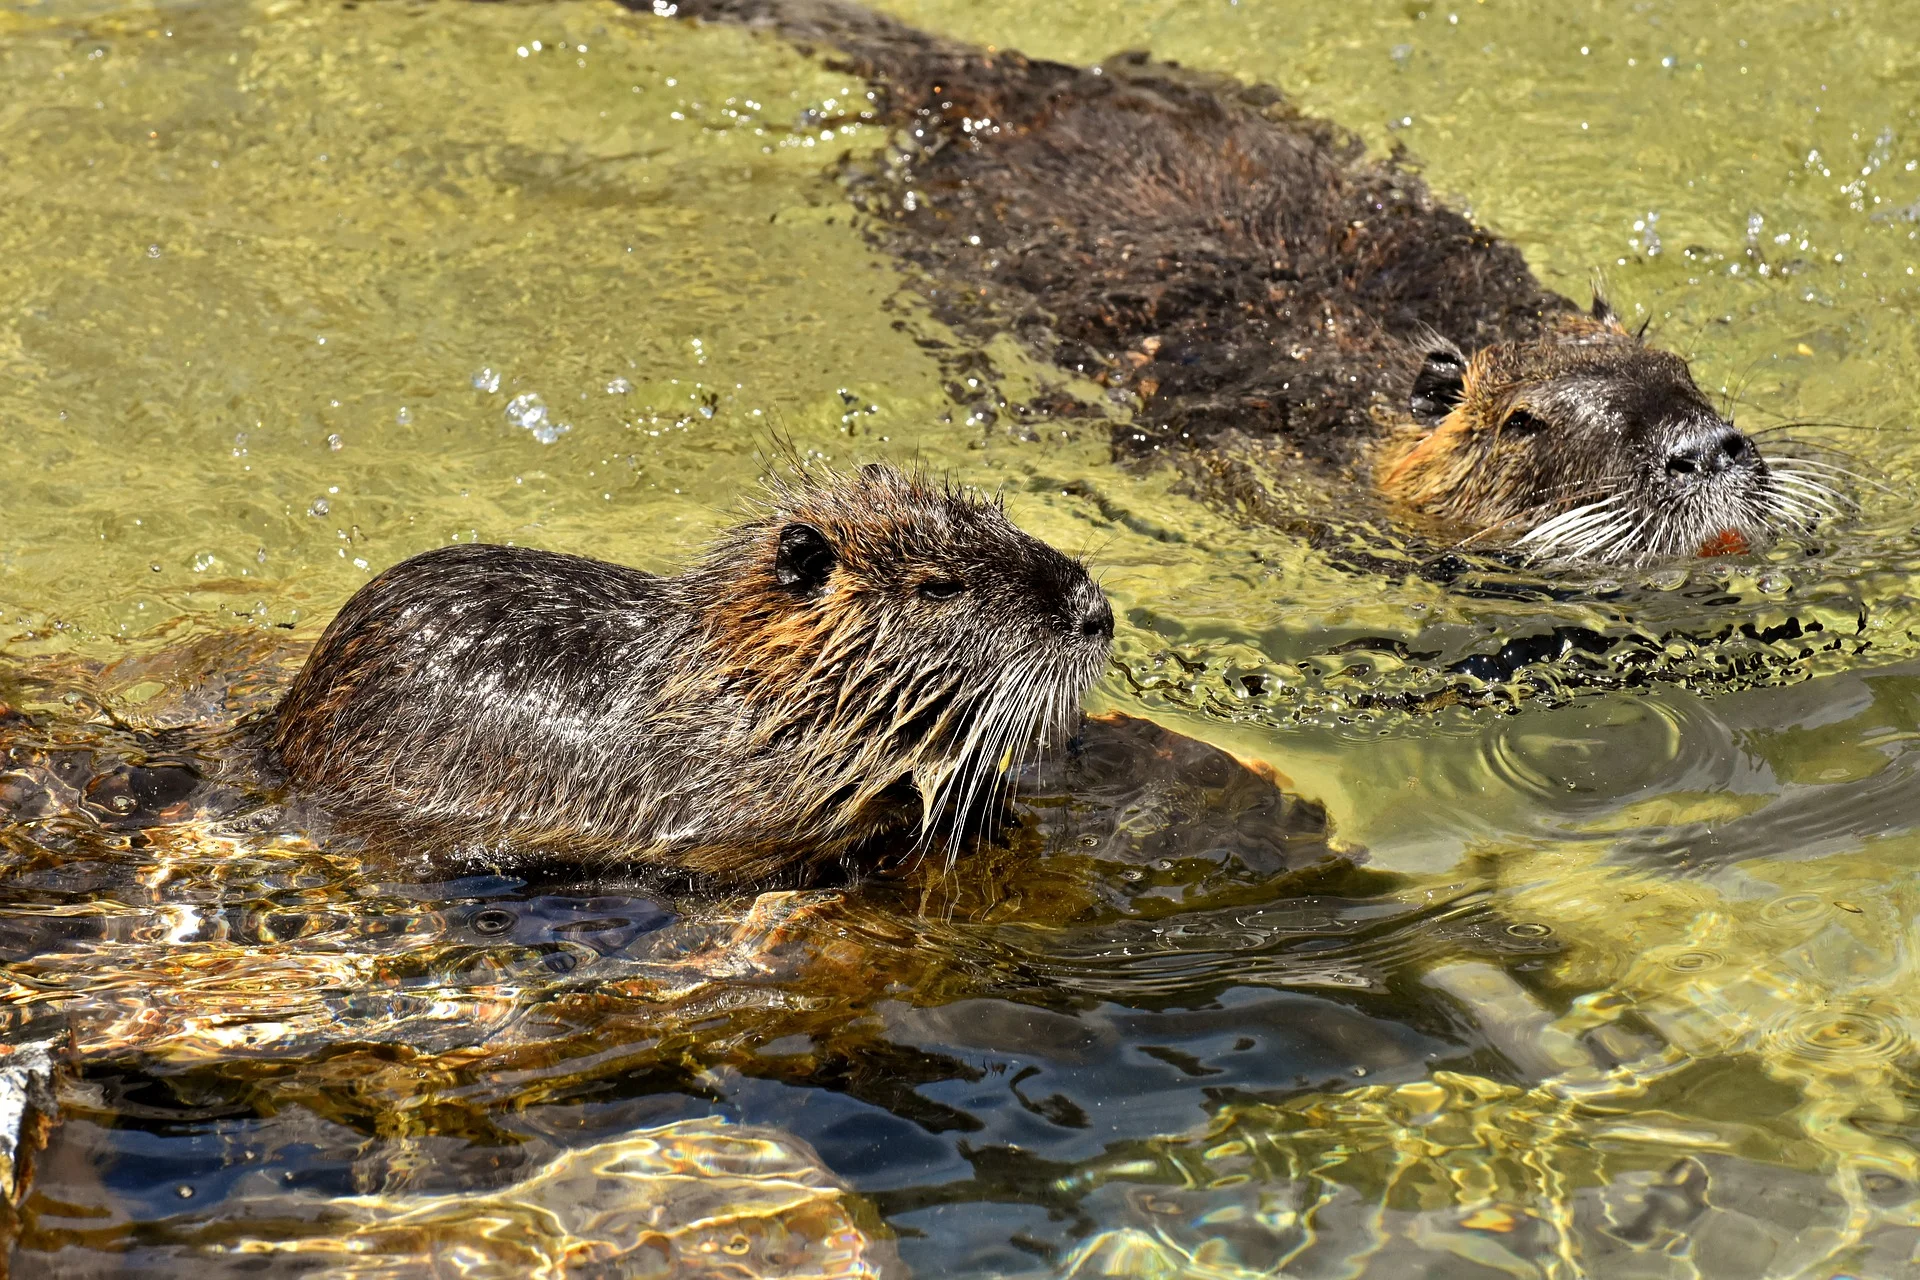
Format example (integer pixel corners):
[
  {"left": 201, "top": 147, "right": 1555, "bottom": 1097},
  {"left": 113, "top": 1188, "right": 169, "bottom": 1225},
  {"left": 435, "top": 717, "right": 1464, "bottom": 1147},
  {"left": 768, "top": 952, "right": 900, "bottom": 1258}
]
[{"left": 271, "top": 464, "right": 1113, "bottom": 879}]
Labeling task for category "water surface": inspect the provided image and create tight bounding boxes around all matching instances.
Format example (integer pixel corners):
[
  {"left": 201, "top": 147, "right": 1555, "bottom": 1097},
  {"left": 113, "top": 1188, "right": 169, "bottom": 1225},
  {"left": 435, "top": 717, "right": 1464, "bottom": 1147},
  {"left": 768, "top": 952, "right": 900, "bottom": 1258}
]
[{"left": 2, "top": 0, "right": 1919, "bottom": 1275}]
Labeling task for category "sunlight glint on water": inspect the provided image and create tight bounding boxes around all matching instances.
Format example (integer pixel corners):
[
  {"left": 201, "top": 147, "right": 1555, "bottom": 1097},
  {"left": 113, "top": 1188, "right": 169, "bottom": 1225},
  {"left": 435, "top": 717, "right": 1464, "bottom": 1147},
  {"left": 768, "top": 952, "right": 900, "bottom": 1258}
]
[{"left": 1, "top": 0, "right": 1919, "bottom": 1276}]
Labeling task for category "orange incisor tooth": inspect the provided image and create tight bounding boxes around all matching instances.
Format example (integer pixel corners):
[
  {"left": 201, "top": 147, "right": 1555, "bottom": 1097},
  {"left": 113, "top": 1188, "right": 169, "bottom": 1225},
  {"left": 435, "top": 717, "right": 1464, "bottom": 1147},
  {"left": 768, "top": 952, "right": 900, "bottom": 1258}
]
[{"left": 1697, "top": 530, "right": 1750, "bottom": 557}]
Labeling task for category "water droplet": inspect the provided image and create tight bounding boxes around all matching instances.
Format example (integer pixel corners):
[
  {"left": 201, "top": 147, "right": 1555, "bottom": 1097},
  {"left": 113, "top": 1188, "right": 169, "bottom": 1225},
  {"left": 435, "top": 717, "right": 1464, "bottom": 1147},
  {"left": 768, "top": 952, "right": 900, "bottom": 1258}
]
[
  {"left": 1645, "top": 567, "right": 1688, "bottom": 591},
  {"left": 606, "top": 377, "right": 633, "bottom": 394},
  {"left": 146, "top": 244, "right": 162, "bottom": 259},
  {"left": 505, "top": 393, "right": 547, "bottom": 430},
  {"left": 191, "top": 552, "right": 216, "bottom": 572},
  {"left": 308, "top": 498, "right": 330, "bottom": 517},
  {"left": 326, "top": 433, "right": 343, "bottom": 451},
  {"left": 505, "top": 393, "right": 572, "bottom": 444},
  {"left": 395, "top": 406, "right": 412, "bottom": 425},
  {"left": 472, "top": 367, "right": 501, "bottom": 393}
]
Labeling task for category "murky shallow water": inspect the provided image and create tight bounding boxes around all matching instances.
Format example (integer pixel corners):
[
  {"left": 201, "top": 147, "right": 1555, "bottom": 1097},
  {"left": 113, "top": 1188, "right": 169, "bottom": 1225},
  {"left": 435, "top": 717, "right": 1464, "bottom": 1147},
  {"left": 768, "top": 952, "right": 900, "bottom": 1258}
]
[{"left": 1, "top": 0, "right": 1919, "bottom": 1275}]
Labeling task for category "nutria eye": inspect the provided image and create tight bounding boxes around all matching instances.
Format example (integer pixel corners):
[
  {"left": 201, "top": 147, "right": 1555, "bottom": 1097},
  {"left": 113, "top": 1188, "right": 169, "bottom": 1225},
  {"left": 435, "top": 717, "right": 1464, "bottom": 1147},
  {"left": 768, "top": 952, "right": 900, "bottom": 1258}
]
[
  {"left": 1502, "top": 408, "right": 1545, "bottom": 436},
  {"left": 917, "top": 578, "right": 965, "bottom": 601}
]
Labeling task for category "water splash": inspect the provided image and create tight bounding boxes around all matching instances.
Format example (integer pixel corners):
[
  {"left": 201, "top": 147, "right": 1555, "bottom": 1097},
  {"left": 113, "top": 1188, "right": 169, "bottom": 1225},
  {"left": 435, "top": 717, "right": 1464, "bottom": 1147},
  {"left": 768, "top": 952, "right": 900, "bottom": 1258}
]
[{"left": 504, "top": 392, "right": 570, "bottom": 444}]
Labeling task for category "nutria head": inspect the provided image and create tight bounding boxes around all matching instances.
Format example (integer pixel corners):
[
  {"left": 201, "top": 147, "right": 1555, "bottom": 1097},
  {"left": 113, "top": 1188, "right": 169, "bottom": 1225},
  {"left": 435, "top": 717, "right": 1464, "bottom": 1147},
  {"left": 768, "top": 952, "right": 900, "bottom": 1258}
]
[
  {"left": 676, "top": 462, "right": 1114, "bottom": 855},
  {"left": 1379, "top": 299, "right": 1844, "bottom": 565}
]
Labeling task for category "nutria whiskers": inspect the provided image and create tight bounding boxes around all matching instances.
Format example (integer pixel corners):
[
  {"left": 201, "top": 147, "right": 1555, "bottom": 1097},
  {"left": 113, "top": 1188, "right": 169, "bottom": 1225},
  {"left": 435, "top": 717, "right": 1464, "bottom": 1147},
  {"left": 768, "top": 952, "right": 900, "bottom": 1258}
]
[{"left": 271, "top": 464, "right": 1114, "bottom": 878}]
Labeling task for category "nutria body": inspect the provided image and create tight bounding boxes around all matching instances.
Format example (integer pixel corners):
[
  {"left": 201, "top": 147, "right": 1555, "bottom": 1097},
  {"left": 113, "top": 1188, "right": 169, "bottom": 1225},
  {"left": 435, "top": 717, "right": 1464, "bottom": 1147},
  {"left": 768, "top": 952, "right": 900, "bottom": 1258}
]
[
  {"left": 652, "top": 0, "right": 1837, "bottom": 565},
  {"left": 271, "top": 465, "right": 1113, "bottom": 878}
]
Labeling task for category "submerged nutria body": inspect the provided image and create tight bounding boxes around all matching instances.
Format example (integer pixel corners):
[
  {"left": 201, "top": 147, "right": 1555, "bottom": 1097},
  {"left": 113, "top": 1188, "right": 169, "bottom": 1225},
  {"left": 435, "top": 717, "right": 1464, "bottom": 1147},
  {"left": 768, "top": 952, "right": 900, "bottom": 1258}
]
[
  {"left": 272, "top": 465, "right": 1113, "bottom": 878},
  {"left": 651, "top": 0, "right": 1838, "bottom": 565}
]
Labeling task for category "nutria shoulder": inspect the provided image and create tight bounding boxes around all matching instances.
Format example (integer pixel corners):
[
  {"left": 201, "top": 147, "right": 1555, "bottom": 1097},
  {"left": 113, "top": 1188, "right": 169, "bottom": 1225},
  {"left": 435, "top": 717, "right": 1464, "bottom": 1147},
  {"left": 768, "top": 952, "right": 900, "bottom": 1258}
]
[
  {"left": 657, "top": 0, "right": 1837, "bottom": 566},
  {"left": 271, "top": 464, "right": 1113, "bottom": 879}
]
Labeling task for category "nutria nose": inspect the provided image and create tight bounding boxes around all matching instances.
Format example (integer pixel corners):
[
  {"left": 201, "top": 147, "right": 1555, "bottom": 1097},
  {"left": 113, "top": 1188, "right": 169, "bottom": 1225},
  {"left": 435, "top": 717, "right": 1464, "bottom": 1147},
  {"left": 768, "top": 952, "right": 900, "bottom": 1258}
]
[
  {"left": 1663, "top": 426, "right": 1755, "bottom": 480},
  {"left": 1077, "top": 592, "right": 1114, "bottom": 641}
]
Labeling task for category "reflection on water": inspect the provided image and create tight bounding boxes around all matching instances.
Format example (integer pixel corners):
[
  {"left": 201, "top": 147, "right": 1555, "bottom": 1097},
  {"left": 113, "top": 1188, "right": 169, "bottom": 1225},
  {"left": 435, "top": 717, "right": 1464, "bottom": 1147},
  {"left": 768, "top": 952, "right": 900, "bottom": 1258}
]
[
  {"left": 14, "top": 638, "right": 1920, "bottom": 1274},
  {"left": 1053, "top": 1078, "right": 1920, "bottom": 1278},
  {"left": 0, "top": 641, "right": 1491, "bottom": 1275},
  {"left": 31, "top": 1116, "right": 901, "bottom": 1278},
  {"left": 1, "top": 0, "right": 1919, "bottom": 1276}
]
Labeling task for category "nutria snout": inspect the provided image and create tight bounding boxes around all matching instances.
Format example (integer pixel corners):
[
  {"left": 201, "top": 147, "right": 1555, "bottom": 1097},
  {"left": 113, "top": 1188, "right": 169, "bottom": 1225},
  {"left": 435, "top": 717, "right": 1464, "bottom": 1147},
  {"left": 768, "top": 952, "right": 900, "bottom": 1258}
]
[
  {"left": 270, "top": 463, "right": 1112, "bottom": 879},
  {"left": 1381, "top": 301, "right": 1841, "bottom": 565}
]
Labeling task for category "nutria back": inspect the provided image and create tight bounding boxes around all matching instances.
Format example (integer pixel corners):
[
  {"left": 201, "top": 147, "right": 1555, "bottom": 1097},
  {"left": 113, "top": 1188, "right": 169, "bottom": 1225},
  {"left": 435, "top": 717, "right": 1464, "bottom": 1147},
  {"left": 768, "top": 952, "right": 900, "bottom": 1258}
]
[
  {"left": 271, "top": 464, "right": 1113, "bottom": 879},
  {"left": 666, "top": 0, "right": 1561, "bottom": 461}
]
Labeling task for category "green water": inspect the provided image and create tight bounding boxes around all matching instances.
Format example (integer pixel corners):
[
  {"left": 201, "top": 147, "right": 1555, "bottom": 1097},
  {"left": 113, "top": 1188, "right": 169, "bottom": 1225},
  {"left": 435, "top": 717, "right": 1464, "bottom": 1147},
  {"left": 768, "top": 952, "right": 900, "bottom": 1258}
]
[{"left": 2, "top": 0, "right": 1920, "bottom": 1275}]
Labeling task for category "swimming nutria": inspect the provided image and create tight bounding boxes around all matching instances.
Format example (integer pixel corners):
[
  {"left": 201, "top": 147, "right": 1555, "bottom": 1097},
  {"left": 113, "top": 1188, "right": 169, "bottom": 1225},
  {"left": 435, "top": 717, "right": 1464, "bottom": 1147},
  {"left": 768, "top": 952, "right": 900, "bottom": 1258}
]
[
  {"left": 649, "top": 0, "right": 1843, "bottom": 566},
  {"left": 270, "top": 464, "right": 1114, "bottom": 878}
]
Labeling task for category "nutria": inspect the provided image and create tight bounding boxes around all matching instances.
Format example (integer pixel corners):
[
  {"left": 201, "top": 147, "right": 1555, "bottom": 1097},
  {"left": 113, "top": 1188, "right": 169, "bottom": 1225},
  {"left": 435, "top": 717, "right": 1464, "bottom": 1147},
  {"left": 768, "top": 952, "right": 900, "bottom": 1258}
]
[
  {"left": 270, "top": 464, "right": 1113, "bottom": 878},
  {"left": 647, "top": 0, "right": 1843, "bottom": 566}
]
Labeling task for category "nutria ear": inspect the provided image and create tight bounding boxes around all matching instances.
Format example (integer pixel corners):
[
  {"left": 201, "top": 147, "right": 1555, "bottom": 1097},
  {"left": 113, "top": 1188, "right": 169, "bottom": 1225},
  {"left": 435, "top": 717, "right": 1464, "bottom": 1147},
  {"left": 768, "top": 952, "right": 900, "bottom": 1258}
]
[
  {"left": 774, "top": 523, "right": 837, "bottom": 594},
  {"left": 1409, "top": 349, "right": 1467, "bottom": 427}
]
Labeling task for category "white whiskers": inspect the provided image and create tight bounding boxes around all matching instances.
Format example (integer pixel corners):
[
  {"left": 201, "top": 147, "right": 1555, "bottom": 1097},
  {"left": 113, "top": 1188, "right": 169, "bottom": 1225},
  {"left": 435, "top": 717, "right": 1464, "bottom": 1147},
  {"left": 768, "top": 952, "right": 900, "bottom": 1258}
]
[
  {"left": 1511, "top": 455, "right": 1856, "bottom": 568},
  {"left": 915, "top": 651, "right": 1077, "bottom": 872}
]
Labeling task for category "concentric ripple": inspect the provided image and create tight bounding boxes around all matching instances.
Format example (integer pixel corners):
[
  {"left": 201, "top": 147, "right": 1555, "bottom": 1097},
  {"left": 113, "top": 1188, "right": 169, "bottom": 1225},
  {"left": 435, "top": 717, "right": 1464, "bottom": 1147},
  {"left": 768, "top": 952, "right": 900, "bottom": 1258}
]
[
  {"left": 1458, "top": 693, "right": 1741, "bottom": 834},
  {"left": 1758, "top": 893, "right": 1834, "bottom": 928},
  {"left": 1763, "top": 1007, "right": 1913, "bottom": 1070}
]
